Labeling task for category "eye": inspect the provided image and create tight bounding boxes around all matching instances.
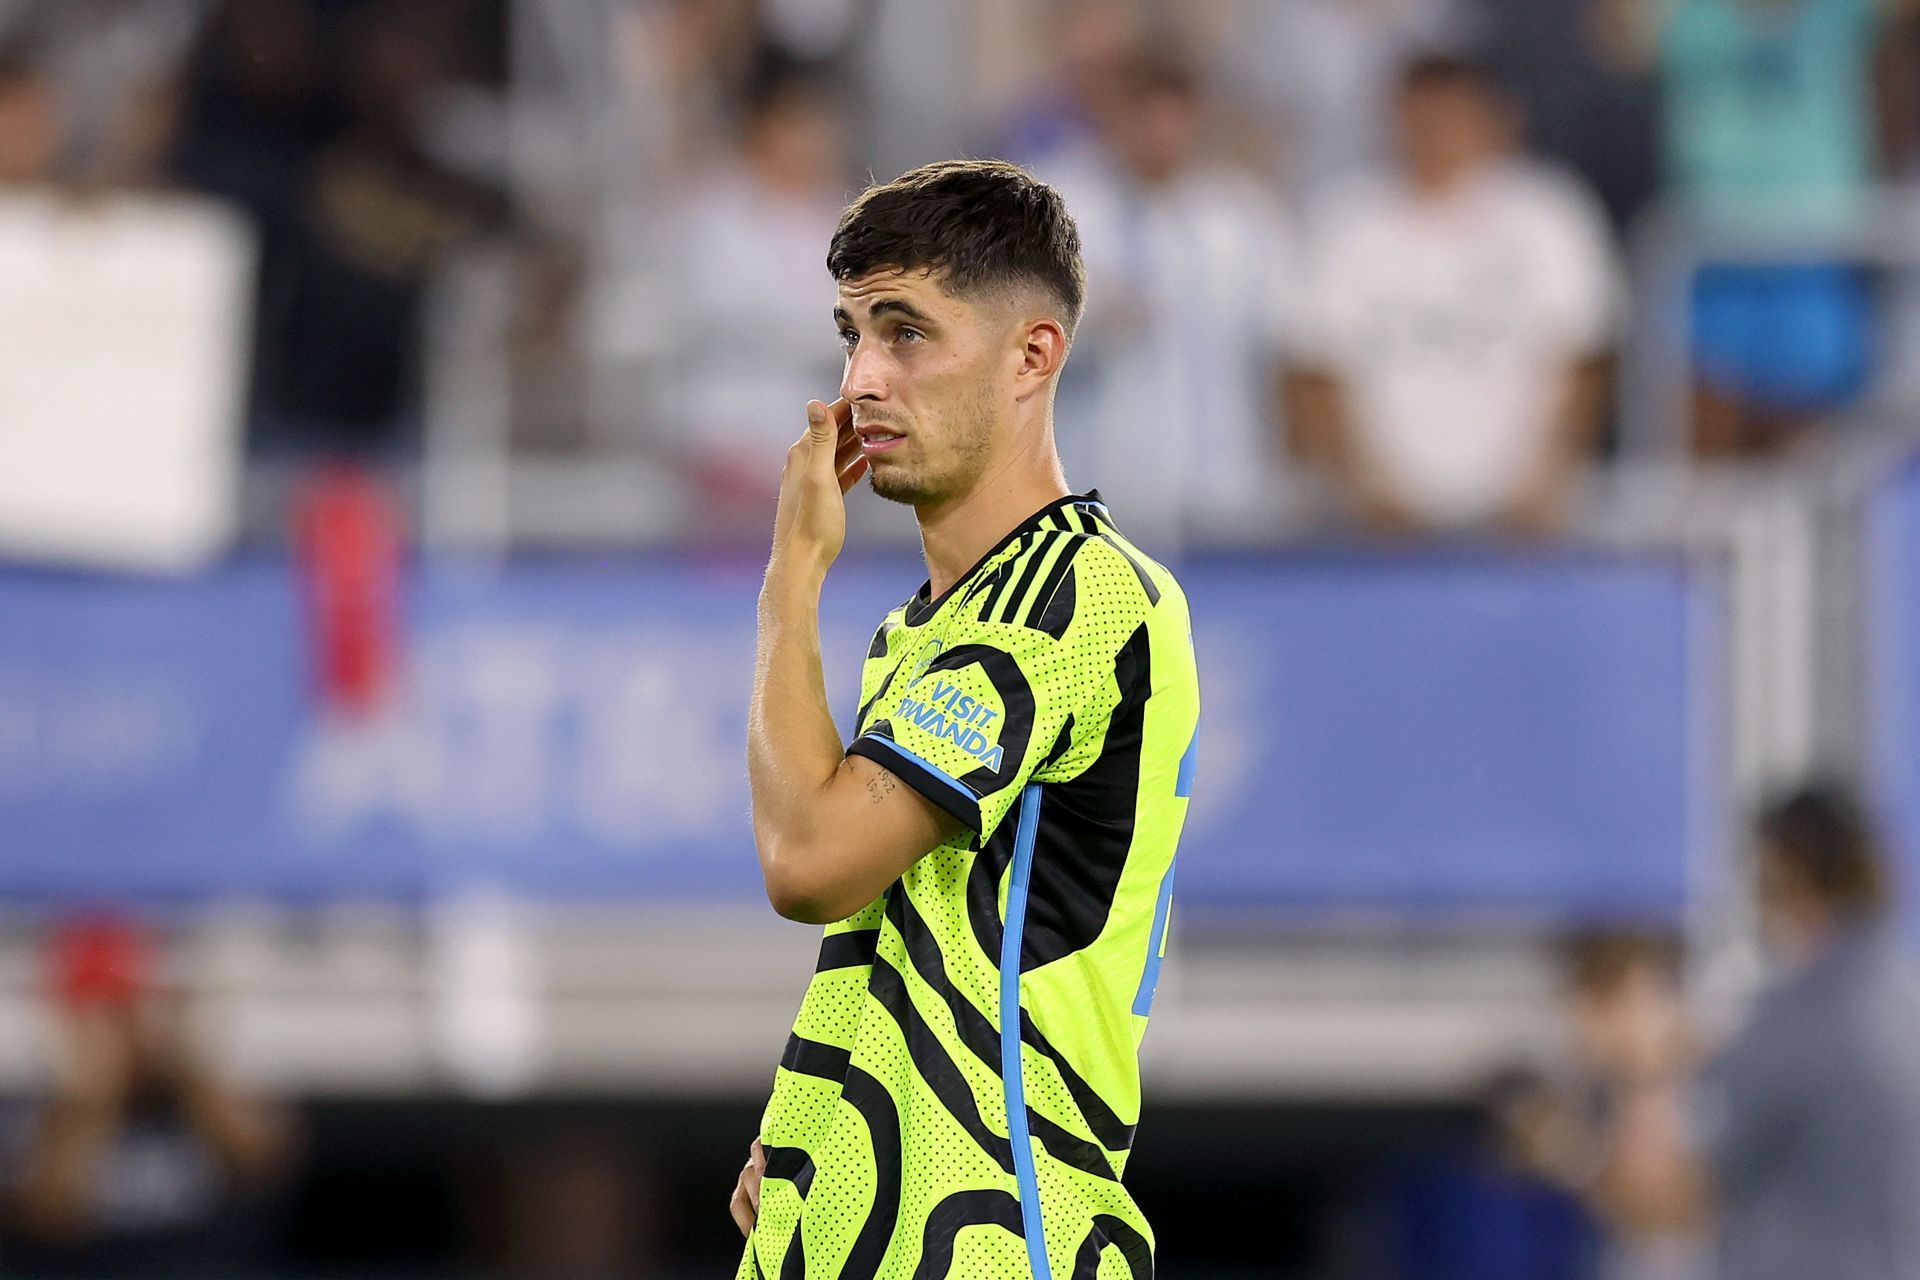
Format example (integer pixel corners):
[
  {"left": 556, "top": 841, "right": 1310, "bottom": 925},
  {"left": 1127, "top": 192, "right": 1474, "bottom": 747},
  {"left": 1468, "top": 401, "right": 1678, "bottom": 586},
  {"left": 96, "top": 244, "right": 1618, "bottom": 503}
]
[
  {"left": 838, "top": 328, "right": 859, "bottom": 349},
  {"left": 895, "top": 327, "right": 925, "bottom": 344}
]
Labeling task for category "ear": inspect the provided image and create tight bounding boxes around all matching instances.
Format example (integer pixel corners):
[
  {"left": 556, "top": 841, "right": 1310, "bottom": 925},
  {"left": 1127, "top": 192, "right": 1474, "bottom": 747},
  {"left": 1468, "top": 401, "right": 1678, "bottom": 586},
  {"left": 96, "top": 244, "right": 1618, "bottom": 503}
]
[{"left": 1011, "top": 316, "right": 1069, "bottom": 402}]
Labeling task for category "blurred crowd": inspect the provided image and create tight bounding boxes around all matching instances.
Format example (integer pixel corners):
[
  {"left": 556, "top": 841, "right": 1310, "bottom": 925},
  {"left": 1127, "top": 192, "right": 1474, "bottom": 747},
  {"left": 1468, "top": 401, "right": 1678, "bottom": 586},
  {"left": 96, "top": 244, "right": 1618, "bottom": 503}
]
[
  {"left": 6, "top": 0, "right": 1920, "bottom": 551},
  {"left": 1386, "top": 784, "right": 1920, "bottom": 1280}
]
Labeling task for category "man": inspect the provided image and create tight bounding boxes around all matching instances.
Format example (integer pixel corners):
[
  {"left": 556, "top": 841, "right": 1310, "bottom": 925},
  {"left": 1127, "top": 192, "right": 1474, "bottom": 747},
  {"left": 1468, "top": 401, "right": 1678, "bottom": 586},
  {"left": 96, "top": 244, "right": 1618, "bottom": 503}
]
[
  {"left": 1688, "top": 786, "right": 1920, "bottom": 1279},
  {"left": 1520, "top": 785, "right": 1920, "bottom": 1280},
  {"left": 1287, "top": 55, "right": 1618, "bottom": 539},
  {"left": 2, "top": 918, "right": 297, "bottom": 1276},
  {"left": 731, "top": 160, "right": 1200, "bottom": 1280}
]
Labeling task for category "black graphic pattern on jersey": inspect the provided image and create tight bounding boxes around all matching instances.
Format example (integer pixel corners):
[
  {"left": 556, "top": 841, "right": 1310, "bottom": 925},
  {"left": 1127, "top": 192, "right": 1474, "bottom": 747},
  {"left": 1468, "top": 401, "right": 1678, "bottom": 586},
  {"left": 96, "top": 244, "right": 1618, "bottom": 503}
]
[
  {"left": 817, "top": 929, "right": 881, "bottom": 972},
  {"left": 1070, "top": 1215, "right": 1153, "bottom": 1280},
  {"left": 883, "top": 888, "right": 1120, "bottom": 1180},
  {"left": 1020, "top": 623, "right": 1150, "bottom": 973},
  {"left": 909, "top": 1189, "right": 1026, "bottom": 1280}
]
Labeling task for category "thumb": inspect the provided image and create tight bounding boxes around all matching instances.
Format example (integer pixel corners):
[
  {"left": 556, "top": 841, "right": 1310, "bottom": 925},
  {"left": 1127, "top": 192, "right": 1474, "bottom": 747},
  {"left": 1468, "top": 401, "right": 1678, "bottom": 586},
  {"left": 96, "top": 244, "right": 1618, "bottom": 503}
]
[{"left": 806, "top": 400, "right": 834, "bottom": 447}]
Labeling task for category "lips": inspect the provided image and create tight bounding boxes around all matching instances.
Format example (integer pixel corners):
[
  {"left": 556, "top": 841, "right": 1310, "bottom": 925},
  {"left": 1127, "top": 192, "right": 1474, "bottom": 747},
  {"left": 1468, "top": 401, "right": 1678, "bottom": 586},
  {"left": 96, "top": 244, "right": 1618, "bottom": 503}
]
[{"left": 856, "top": 424, "right": 906, "bottom": 456}]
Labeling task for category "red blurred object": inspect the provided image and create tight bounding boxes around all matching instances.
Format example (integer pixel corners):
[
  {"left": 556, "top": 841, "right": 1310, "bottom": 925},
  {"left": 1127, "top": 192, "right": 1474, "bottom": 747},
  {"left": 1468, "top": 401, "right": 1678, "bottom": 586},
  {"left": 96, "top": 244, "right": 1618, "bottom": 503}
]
[
  {"left": 48, "top": 917, "right": 151, "bottom": 1009},
  {"left": 293, "top": 463, "right": 404, "bottom": 717}
]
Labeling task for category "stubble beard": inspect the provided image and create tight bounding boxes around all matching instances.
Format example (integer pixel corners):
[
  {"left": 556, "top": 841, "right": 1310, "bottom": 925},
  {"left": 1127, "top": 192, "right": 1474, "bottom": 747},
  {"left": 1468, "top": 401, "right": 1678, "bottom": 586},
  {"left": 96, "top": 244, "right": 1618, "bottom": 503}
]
[{"left": 866, "top": 386, "right": 997, "bottom": 508}]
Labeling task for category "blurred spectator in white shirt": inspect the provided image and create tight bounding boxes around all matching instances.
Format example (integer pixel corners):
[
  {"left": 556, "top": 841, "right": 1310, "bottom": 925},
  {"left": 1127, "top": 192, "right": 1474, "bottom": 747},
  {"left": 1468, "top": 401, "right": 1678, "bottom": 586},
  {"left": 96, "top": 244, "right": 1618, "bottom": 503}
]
[
  {"left": 0, "top": 48, "right": 255, "bottom": 571},
  {"left": 1287, "top": 55, "right": 1619, "bottom": 540},
  {"left": 1043, "top": 51, "right": 1298, "bottom": 549},
  {"left": 596, "top": 53, "right": 849, "bottom": 543}
]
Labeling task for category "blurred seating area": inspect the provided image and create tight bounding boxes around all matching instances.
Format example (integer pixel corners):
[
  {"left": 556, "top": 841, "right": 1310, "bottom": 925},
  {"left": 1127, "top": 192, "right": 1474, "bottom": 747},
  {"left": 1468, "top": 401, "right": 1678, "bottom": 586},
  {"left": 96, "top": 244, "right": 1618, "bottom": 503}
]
[{"left": 8, "top": 0, "right": 1920, "bottom": 551}]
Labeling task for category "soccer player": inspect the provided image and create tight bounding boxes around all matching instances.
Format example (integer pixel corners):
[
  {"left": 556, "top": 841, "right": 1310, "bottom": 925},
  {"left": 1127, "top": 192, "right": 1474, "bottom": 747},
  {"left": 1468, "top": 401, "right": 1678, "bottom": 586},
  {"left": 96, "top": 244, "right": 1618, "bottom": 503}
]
[{"left": 731, "top": 160, "right": 1200, "bottom": 1280}]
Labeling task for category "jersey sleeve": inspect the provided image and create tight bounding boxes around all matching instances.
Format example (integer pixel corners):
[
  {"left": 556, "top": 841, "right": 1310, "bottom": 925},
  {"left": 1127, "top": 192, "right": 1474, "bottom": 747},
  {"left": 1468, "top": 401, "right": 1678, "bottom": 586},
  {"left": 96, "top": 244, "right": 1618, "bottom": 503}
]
[{"left": 846, "top": 537, "right": 1155, "bottom": 845}]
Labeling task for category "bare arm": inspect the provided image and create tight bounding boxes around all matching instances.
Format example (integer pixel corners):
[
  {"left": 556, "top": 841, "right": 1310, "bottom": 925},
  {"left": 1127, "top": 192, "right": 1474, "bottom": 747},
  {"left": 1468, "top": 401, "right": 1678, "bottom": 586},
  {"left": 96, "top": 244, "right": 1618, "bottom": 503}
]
[
  {"left": 13, "top": 1102, "right": 120, "bottom": 1240},
  {"left": 11, "top": 1008, "right": 132, "bottom": 1240},
  {"left": 173, "top": 1063, "right": 296, "bottom": 1189},
  {"left": 748, "top": 399, "right": 963, "bottom": 924}
]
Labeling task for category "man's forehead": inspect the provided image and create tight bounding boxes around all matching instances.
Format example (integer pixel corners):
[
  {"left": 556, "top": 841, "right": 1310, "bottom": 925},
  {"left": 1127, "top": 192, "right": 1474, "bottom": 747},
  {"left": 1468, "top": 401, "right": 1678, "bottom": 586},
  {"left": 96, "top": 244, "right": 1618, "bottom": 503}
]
[{"left": 835, "top": 267, "right": 958, "bottom": 315}]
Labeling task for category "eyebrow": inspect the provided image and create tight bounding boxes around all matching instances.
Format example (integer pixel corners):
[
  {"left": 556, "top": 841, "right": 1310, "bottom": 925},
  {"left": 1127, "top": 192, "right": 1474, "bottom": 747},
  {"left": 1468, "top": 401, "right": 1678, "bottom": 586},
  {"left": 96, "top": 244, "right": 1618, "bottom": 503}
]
[{"left": 833, "top": 298, "right": 937, "bottom": 328}]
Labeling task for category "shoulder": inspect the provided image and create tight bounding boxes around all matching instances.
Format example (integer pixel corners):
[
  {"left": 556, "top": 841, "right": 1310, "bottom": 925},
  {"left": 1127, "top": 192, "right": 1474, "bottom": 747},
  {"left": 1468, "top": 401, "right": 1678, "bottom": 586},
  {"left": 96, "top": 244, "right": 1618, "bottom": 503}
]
[
  {"left": 1065, "top": 535, "right": 1176, "bottom": 648},
  {"left": 948, "top": 530, "right": 1157, "bottom": 645}
]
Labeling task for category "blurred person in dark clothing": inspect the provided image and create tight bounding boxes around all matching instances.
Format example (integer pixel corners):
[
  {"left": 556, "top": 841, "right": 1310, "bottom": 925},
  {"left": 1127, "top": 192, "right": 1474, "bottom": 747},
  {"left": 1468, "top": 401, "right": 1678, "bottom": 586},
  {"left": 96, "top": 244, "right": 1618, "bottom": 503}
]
[
  {"left": 170, "top": 0, "right": 507, "bottom": 453},
  {"left": 1690, "top": 785, "right": 1920, "bottom": 1280},
  {"left": 1, "top": 919, "right": 297, "bottom": 1276},
  {"left": 1522, "top": 785, "right": 1920, "bottom": 1280},
  {"left": 1287, "top": 55, "right": 1618, "bottom": 540},
  {"left": 1473, "top": 0, "right": 1661, "bottom": 233},
  {"left": 1379, "top": 1067, "right": 1600, "bottom": 1280}
]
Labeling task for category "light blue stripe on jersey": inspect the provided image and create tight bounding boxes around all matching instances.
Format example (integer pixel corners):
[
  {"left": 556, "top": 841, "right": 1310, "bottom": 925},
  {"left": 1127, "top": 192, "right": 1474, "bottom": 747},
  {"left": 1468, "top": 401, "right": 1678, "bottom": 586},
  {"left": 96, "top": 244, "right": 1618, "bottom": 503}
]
[
  {"left": 856, "top": 734, "right": 981, "bottom": 819},
  {"left": 1001, "top": 784, "right": 1052, "bottom": 1280},
  {"left": 1132, "top": 858, "right": 1177, "bottom": 1017}
]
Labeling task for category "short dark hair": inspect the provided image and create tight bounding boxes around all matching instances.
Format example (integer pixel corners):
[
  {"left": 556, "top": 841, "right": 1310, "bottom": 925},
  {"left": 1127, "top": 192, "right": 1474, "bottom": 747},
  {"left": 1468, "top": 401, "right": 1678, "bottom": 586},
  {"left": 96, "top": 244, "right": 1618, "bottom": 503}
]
[
  {"left": 0, "top": 41, "right": 43, "bottom": 88},
  {"left": 1757, "top": 782, "right": 1891, "bottom": 921},
  {"left": 826, "top": 159, "right": 1086, "bottom": 336},
  {"left": 1399, "top": 52, "right": 1498, "bottom": 95}
]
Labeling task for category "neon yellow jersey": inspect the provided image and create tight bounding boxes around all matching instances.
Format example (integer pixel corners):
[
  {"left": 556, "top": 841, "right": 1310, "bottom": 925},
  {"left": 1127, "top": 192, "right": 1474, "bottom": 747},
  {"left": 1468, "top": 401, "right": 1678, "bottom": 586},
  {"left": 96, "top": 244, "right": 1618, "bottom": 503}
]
[{"left": 739, "top": 492, "right": 1200, "bottom": 1280}]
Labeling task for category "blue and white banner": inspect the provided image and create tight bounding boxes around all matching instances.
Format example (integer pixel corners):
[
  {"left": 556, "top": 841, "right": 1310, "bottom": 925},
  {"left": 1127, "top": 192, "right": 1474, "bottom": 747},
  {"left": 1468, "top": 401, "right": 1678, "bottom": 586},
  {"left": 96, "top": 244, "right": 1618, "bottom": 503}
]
[{"left": 0, "top": 550, "right": 1721, "bottom": 919}]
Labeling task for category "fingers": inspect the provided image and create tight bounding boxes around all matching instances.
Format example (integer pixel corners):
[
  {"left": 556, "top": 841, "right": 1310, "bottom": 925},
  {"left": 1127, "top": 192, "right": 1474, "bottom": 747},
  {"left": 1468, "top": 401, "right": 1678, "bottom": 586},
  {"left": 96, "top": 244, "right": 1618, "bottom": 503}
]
[
  {"left": 732, "top": 1139, "right": 767, "bottom": 1237},
  {"left": 805, "top": 400, "right": 834, "bottom": 446},
  {"left": 834, "top": 422, "right": 863, "bottom": 474},
  {"left": 730, "top": 1177, "right": 755, "bottom": 1237},
  {"left": 839, "top": 455, "right": 869, "bottom": 494},
  {"left": 825, "top": 402, "right": 865, "bottom": 494}
]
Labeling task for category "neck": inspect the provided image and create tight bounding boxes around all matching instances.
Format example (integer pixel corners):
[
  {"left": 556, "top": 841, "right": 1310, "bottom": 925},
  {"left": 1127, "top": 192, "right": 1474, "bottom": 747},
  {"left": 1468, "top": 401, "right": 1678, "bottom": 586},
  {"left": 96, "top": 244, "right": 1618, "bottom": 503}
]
[{"left": 914, "top": 419, "right": 1069, "bottom": 600}]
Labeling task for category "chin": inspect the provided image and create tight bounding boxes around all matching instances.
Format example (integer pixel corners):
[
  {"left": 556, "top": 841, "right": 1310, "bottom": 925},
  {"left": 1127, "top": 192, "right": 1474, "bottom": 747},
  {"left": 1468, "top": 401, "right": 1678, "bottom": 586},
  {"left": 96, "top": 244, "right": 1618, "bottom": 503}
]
[{"left": 868, "top": 468, "right": 931, "bottom": 506}]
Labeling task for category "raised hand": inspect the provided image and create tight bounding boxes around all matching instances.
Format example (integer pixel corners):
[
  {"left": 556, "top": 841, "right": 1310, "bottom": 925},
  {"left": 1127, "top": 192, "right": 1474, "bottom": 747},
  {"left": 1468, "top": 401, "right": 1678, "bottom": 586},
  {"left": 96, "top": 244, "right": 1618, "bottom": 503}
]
[{"left": 769, "top": 398, "right": 866, "bottom": 580}]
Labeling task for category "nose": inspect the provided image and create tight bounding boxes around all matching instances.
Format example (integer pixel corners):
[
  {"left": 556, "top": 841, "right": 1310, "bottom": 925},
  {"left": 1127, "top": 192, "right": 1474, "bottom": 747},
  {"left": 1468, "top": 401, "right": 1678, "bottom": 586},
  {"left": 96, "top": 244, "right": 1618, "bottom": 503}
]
[{"left": 840, "top": 342, "right": 887, "bottom": 405}]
